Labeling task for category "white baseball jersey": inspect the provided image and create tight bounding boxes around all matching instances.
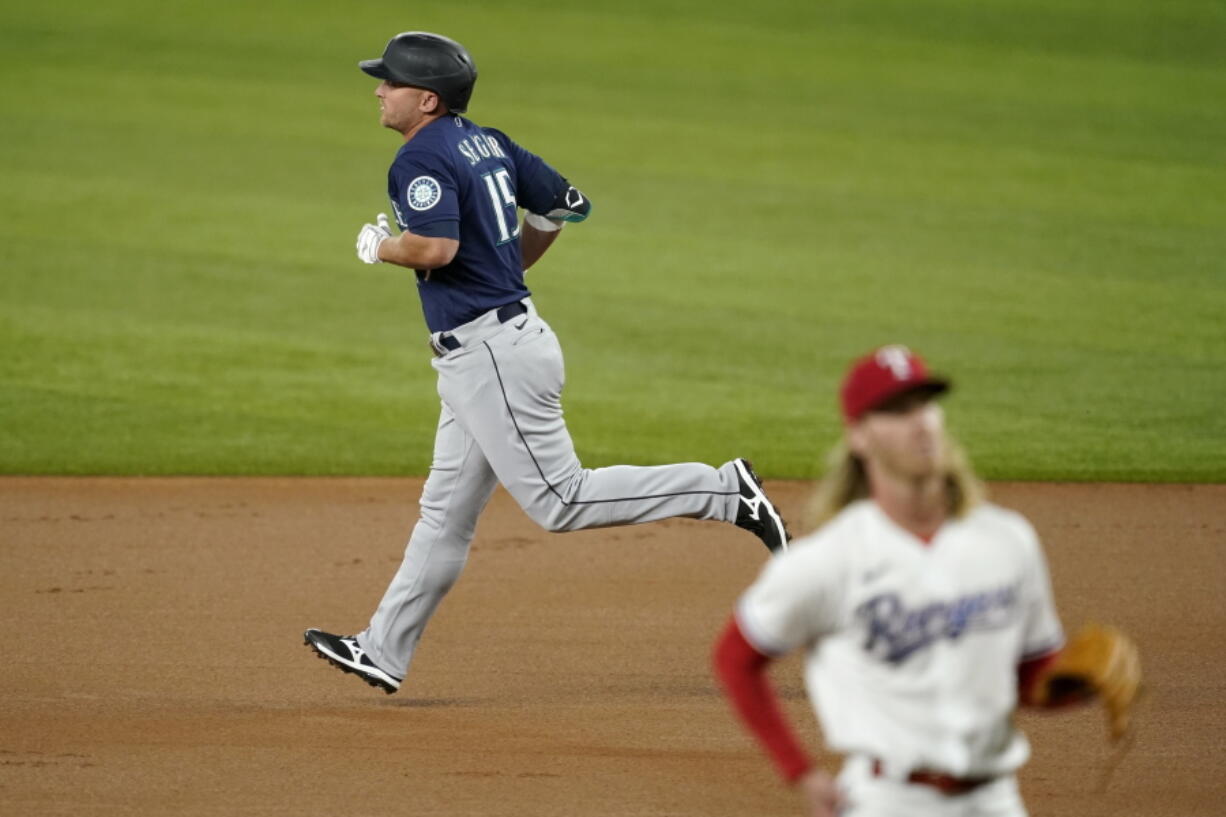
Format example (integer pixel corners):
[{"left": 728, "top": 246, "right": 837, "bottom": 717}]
[{"left": 737, "top": 500, "right": 1064, "bottom": 779}]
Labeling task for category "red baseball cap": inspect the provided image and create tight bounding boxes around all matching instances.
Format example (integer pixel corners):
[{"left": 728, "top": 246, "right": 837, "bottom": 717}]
[{"left": 840, "top": 345, "right": 951, "bottom": 423}]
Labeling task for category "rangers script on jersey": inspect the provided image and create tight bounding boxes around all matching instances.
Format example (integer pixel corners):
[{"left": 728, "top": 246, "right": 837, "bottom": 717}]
[{"left": 737, "top": 500, "right": 1065, "bottom": 780}]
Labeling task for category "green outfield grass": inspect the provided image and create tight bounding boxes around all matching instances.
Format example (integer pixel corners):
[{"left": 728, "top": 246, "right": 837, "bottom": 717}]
[{"left": 1, "top": 0, "right": 1223, "bottom": 480}]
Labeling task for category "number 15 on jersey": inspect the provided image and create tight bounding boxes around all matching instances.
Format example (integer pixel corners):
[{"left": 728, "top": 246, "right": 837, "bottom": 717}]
[{"left": 482, "top": 168, "right": 520, "bottom": 244}]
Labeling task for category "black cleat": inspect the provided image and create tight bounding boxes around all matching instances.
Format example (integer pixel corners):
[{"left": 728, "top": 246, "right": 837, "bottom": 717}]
[
  {"left": 733, "top": 458, "right": 791, "bottom": 554},
  {"left": 303, "top": 629, "right": 401, "bottom": 694}
]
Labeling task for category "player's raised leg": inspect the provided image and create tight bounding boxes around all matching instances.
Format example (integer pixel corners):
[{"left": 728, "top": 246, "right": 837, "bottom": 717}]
[{"left": 437, "top": 316, "right": 789, "bottom": 551}]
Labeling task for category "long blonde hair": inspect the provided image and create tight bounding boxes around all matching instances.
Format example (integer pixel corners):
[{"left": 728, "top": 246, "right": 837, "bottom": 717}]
[{"left": 803, "top": 434, "right": 986, "bottom": 533}]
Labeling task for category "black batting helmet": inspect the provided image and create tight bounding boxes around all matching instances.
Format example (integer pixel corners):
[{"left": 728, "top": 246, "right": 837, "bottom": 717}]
[{"left": 359, "top": 32, "right": 478, "bottom": 114}]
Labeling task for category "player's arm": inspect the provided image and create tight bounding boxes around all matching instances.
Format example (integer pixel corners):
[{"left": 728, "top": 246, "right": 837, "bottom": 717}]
[
  {"left": 519, "top": 183, "right": 591, "bottom": 270},
  {"left": 357, "top": 214, "right": 459, "bottom": 270},
  {"left": 378, "top": 230, "right": 458, "bottom": 269},
  {"left": 362, "top": 161, "right": 462, "bottom": 269},
  {"left": 715, "top": 542, "right": 843, "bottom": 780},
  {"left": 520, "top": 213, "right": 560, "bottom": 271},
  {"left": 713, "top": 617, "right": 842, "bottom": 816},
  {"left": 357, "top": 208, "right": 463, "bottom": 268},
  {"left": 486, "top": 128, "right": 591, "bottom": 271},
  {"left": 713, "top": 616, "right": 814, "bottom": 781}
]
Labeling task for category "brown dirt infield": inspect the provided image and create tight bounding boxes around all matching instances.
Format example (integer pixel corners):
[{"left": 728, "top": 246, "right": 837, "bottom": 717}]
[{"left": 1, "top": 478, "right": 1223, "bottom": 816}]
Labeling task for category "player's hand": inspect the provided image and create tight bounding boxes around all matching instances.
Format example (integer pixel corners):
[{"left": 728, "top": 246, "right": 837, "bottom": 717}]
[
  {"left": 356, "top": 213, "right": 393, "bottom": 264},
  {"left": 797, "top": 768, "right": 842, "bottom": 817}
]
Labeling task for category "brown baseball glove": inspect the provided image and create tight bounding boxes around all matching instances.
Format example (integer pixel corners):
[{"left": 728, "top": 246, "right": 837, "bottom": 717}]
[{"left": 1031, "top": 622, "right": 1142, "bottom": 740}]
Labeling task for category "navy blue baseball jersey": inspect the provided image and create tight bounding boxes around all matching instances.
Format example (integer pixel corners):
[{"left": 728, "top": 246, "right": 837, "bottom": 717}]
[{"left": 387, "top": 115, "right": 571, "bottom": 332}]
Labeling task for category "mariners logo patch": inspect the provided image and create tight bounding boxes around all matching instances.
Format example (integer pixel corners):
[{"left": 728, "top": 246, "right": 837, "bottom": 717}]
[{"left": 406, "top": 176, "right": 442, "bottom": 211}]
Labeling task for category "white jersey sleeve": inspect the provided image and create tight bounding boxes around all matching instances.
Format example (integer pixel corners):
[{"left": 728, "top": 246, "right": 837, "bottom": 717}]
[
  {"left": 736, "top": 534, "right": 848, "bottom": 656},
  {"left": 1014, "top": 514, "right": 1065, "bottom": 660}
]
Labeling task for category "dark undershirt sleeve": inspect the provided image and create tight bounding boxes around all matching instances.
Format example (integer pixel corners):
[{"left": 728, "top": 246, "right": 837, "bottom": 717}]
[{"left": 411, "top": 219, "right": 460, "bottom": 240}]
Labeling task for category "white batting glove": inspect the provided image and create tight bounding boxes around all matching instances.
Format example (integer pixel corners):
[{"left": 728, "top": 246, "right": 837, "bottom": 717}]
[{"left": 356, "top": 213, "right": 393, "bottom": 264}]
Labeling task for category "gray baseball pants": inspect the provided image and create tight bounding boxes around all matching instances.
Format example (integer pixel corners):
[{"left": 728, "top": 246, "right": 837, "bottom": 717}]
[{"left": 355, "top": 299, "right": 743, "bottom": 680}]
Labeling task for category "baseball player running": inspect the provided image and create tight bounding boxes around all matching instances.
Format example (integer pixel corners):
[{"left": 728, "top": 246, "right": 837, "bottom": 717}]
[
  {"left": 305, "top": 32, "right": 790, "bottom": 695},
  {"left": 713, "top": 346, "right": 1140, "bottom": 816}
]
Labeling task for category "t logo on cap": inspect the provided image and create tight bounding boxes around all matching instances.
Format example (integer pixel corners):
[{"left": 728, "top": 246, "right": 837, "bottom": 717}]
[{"left": 876, "top": 345, "right": 914, "bottom": 381}]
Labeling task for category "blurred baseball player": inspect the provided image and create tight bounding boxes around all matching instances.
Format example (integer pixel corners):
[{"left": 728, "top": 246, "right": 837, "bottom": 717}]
[
  {"left": 712, "top": 346, "right": 1140, "bottom": 816},
  {"left": 304, "top": 32, "right": 790, "bottom": 694}
]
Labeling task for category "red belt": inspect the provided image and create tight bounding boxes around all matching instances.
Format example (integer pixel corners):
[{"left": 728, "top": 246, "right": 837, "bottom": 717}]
[{"left": 870, "top": 758, "right": 996, "bottom": 797}]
